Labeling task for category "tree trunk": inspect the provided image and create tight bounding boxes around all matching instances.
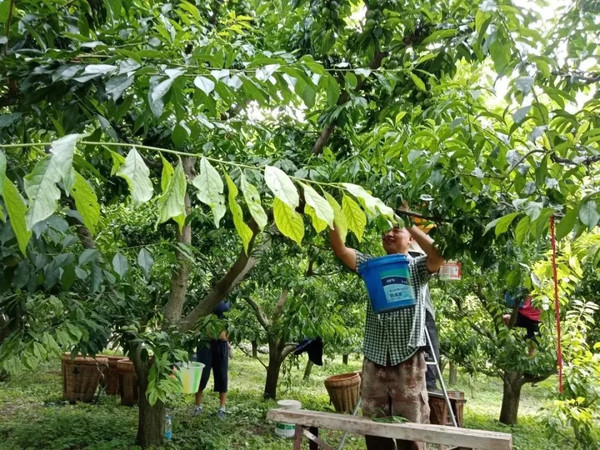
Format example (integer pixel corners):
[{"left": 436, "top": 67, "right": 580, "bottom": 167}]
[
  {"left": 449, "top": 361, "right": 458, "bottom": 385},
  {"left": 132, "top": 348, "right": 165, "bottom": 448},
  {"left": 264, "top": 340, "right": 282, "bottom": 400},
  {"left": 251, "top": 340, "right": 258, "bottom": 358},
  {"left": 303, "top": 360, "right": 314, "bottom": 380},
  {"left": 342, "top": 354, "right": 349, "bottom": 365},
  {"left": 499, "top": 371, "right": 524, "bottom": 425}
]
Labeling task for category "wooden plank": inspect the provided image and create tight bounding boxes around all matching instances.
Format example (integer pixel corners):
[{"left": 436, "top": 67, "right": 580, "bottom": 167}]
[{"left": 267, "top": 409, "right": 512, "bottom": 450}]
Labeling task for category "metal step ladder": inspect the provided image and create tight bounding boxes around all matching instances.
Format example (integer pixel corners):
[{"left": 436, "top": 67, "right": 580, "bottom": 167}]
[{"left": 424, "top": 325, "right": 458, "bottom": 428}]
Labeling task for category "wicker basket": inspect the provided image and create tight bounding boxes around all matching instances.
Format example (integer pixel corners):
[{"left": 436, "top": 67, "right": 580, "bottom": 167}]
[
  {"left": 98, "top": 355, "right": 125, "bottom": 395},
  {"left": 117, "top": 359, "right": 139, "bottom": 406},
  {"left": 61, "top": 354, "right": 108, "bottom": 403},
  {"left": 324, "top": 372, "right": 361, "bottom": 413}
]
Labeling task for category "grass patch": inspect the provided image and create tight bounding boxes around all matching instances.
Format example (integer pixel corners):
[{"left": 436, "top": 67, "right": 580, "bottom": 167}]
[{"left": 0, "top": 353, "right": 570, "bottom": 449}]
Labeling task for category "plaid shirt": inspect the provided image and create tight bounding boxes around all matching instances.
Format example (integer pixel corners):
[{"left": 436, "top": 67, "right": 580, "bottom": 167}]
[{"left": 356, "top": 251, "right": 431, "bottom": 366}]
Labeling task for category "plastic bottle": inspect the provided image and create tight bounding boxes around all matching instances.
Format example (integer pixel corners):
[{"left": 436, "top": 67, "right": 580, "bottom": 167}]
[{"left": 165, "top": 413, "right": 172, "bottom": 441}]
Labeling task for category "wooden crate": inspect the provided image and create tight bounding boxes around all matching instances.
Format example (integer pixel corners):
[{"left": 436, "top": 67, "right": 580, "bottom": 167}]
[{"left": 429, "top": 390, "right": 466, "bottom": 428}]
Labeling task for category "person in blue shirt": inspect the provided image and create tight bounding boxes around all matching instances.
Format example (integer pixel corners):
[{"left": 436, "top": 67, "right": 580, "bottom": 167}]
[{"left": 192, "top": 301, "right": 230, "bottom": 419}]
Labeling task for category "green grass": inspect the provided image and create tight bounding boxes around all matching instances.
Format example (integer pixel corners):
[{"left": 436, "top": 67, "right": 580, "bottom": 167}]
[{"left": 0, "top": 353, "right": 571, "bottom": 449}]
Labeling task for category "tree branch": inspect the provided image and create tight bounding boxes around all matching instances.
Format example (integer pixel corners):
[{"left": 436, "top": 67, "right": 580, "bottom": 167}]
[
  {"left": 272, "top": 288, "right": 289, "bottom": 322},
  {"left": 179, "top": 222, "right": 267, "bottom": 332},
  {"left": 469, "top": 321, "right": 495, "bottom": 342},
  {"left": 245, "top": 296, "right": 271, "bottom": 331},
  {"left": 312, "top": 50, "right": 388, "bottom": 155},
  {"left": 523, "top": 369, "right": 555, "bottom": 384},
  {"left": 236, "top": 342, "right": 268, "bottom": 369},
  {"left": 281, "top": 344, "right": 296, "bottom": 360},
  {"left": 395, "top": 209, "right": 453, "bottom": 224},
  {"left": 550, "top": 152, "right": 600, "bottom": 166}
]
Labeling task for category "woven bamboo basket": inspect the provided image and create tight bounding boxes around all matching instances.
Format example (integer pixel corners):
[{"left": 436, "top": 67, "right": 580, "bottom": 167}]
[
  {"left": 98, "top": 355, "right": 124, "bottom": 395},
  {"left": 324, "top": 372, "right": 361, "bottom": 413},
  {"left": 61, "top": 354, "right": 108, "bottom": 403},
  {"left": 117, "top": 359, "right": 139, "bottom": 406}
]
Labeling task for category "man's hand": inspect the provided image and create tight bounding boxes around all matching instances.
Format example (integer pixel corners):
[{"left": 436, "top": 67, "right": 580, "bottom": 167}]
[{"left": 403, "top": 204, "right": 445, "bottom": 273}]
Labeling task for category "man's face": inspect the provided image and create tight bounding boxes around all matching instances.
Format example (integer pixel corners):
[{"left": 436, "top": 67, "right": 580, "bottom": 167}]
[{"left": 382, "top": 226, "right": 412, "bottom": 254}]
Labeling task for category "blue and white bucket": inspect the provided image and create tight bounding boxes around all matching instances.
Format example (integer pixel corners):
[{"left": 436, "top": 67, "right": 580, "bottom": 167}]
[{"left": 357, "top": 254, "right": 416, "bottom": 313}]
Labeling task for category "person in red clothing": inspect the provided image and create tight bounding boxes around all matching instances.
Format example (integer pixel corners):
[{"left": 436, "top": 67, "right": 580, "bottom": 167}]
[{"left": 503, "top": 289, "right": 542, "bottom": 356}]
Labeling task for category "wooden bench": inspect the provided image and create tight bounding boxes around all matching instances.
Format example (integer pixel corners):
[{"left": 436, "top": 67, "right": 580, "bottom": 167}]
[{"left": 267, "top": 409, "right": 512, "bottom": 450}]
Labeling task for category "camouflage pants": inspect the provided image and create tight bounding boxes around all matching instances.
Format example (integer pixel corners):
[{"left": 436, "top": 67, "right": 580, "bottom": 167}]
[{"left": 361, "top": 352, "right": 430, "bottom": 450}]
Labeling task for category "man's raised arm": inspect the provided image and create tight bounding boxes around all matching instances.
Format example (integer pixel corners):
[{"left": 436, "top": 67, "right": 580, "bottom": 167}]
[
  {"left": 329, "top": 225, "right": 357, "bottom": 272},
  {"left": 407, "top": 224, "right": 445, "bottom": 273}
]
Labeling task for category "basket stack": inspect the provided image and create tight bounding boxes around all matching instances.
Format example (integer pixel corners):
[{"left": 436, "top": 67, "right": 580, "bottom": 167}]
[
  {"left": 61, "top": 354, "right": 108, "bottom": 403},
  {"left": 117, "top": 359, "right": 139, "bottom": 406},
  {"left": 99, "top": 355, "right": 125, "bottom": 395},
  {"left": 324, "top": 372, "right": 361, "bottom": 413}
]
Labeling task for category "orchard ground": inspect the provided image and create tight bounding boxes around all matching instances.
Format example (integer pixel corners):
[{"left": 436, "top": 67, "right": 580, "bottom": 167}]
[{"left": 0, "top": 351, "right": 571, "bottom": 449}]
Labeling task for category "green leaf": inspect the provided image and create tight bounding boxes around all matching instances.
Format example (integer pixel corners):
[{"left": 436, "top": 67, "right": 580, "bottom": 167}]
[
  {"left": 24, "top": 157, "right": 62, "bottom": 230},
  {"left": 532, "top": 208, "right": 553, "bottom": 239},
  {"left": 2, "top": 178, "right": 32, "bottom": 255},
  {"left": 192, "top": 157, "right": 225, "bottom": 227},
  {"left": 579, "top": 200, "right": 599, "bottom": 229},
  {"left": 556, "top": 208, "right": 577, "bottom": 241},
  {"left": 225, "top": 174, "right": 253, "bottom": 254},
  {"left": 345, "top": 72, "right": 357, "bottom": 89},
  {"left": 112, "top": 253, "right": 129, "bottom": 278},
  {"left": 116, "top": 148, "right": 154, "bottom": 206},
  {"left": 525, "top": 201, "right": 543, "bottom": 221},
  {"left": 301, "top": 183, "right": 334, "bottom": 228},
  {"left": 0, "top": 0, "right": 11, "bottom": 23},
  {"left": 52, "top": 134, "right": 81, "bottom": 193},
  {"left": 71, "top": 171, "right": 100, "bottom": 234},
  {"left": 264, "top": 165, "right": 299, "bottom": 208},
  {"left": 24, "top": 134, "right": 82, "bottom": 229},
  {"left": 79, "top": 248, "right": 99, "bottom": 265},
  {"left": 240, "top": 174, "right": 268, "bottom": 230},
  {"left": 489, "top": 35, "right": 510, "bottom": 73},
  {"left": 494, "top": 212, "right": 521, "bottom": 236},
  {"left": 0, "top": 150, "right": 5, "bottom": 196},
  {"left": 341, "top": 183, "right": 394, "bottom": 218},
  {"left": 514, "top": 215, "right": 530, "bottom": 244},
  {"left": 273, "top": 198, "right": 304, "bottom": 245},
  {"left": 514, "top": 77, "right": 534, "bottom": 94},
  {"left": 194, "top": 75, "right": 215, "bottom": 95},
  {"left": 109, "top": 151, "right": 126, "bottom": 175},
  {"left": 409, "top": 72, "right": 426, "bottom": 92},
  {"left": 326, "top": 76, "right": 340, "bottom": 106},
  {"left": 106, "top": 75, "right": 134, "bottom": 101},
  {"left": 342, "top": 195, "right": 366, "bottom": 242},
  {"left": 148, "top": 69, "right": 184, "bottom": 117},
  {"left": 156, "top": 159, "right": 187, "bottom": 232},
  {"left": 137, "top": 248, "right": 153, "bottom": 278},
  {"left": 305, "top": 204, "right": 328, "bottom": 233},
  {"left": 513, "top": 105, "right": 531, "bottom": 124},
  {"left": 179, "top": 1, "right": 201, "bottom": 20},
  {"left": 325, "top": 193, "right": 347, "bottom": 241},
  {"left": 160, "top": 156, "right": 174, "bottom": 192},
  {"left": 421, "top": 28, "right": 457, "bottom": 45}
]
